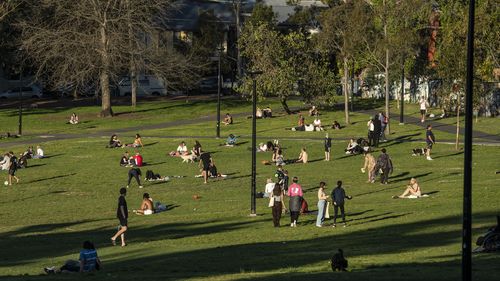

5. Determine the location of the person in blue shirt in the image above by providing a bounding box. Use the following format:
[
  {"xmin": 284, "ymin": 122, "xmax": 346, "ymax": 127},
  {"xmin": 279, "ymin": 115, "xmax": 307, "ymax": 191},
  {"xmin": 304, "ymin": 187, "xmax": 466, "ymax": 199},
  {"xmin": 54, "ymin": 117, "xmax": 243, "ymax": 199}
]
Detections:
[
  {"xmin": 44, "ymin": 241, "xmax": 101, "ymax": 274},
  {"xmin": 226, "ymin": 134, "xmax": 237, "ymax": 146}
]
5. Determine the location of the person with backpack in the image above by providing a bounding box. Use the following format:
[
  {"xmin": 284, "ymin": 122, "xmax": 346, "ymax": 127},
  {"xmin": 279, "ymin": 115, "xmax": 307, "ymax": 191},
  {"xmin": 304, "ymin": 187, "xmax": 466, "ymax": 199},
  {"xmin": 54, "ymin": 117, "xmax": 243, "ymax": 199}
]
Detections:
[
  {"xmin": 274, "ymin": 165, "xmax": 288, "ymax": 192},
  {"xmin": 287, "ymin": 177, "xmax": 303, "ymax": 227},
  {"xmin": 7, "ymin": 151, "xmax": 19, "ymax": 186},
  {"xmin": 375, "ymin": 148, "xmax": 393, "ymax": 184},
  {"xmin": 127, "ymin": 168, "xmax": 143, "ymax": 189},
  {"xmin": 331, "ymin": 180, "xmax": 352, "ymax": 227}
]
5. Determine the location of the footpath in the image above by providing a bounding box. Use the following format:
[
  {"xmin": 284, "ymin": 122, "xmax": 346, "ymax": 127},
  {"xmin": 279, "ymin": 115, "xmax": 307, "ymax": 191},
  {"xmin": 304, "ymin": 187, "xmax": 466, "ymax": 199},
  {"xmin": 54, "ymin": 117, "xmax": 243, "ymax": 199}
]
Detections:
[{"xmin": 1, "ymin": 107, "xmax": 499, "ymax": 148}]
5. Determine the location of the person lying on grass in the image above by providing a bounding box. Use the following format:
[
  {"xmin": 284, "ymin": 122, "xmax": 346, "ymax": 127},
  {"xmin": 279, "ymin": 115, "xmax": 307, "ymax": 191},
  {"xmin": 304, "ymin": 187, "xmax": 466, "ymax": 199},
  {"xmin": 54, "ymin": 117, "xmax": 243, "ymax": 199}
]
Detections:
[
  {"xmin": 133, "ymin": 193, "xmax": 154, "ymax": 215},
  {"xmin": 393, "ymin": 178, "xmax": 422, "ymax": 199},
  {"xmin": 44, "ymin": 241, "xmax": 101, "ymax": 274}
]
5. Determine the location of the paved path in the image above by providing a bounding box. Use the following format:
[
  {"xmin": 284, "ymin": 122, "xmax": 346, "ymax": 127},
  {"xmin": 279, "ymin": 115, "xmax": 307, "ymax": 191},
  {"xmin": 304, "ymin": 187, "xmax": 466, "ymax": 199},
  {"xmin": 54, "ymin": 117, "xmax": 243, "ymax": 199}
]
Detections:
[{"xmin": 1, "ymin": 106, "xmax": 499, "ymax": 148}]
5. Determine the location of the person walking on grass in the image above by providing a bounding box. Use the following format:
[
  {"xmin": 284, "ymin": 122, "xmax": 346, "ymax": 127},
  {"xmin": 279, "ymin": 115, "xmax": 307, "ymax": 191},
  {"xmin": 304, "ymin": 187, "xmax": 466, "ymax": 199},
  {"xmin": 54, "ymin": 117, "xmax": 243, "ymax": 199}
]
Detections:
[
  {"xmin": 324, "ymin": 134, "xmax": 332, "ymax": 161},
  {"xmin": 199, "ymin": 152, "xmax": 213, "ymax": 184},
  {"xmin": 419, "ymin": 96, "xmax": 430, "ymax": 123},
  {"xmin": 111, "ymin": 187, "xmax": 128, "ymax": 247},
  {"xmin": 426, "ymin": 124, "xmax": 435, "ymax": 160},
  {"xmin": 7, "ymin": 151, "xmax": 19, "ymax": 186},
  {"xmin": 316, "ymin": 182, "xmax": 329, "ymax": 227},
  {"xmin": 271, "ymin": 184, "xmax": 285, "ymax": 227},
  {"xmin": 127, "ymin": 168, "xmax": 143, "ymax": 188},
  {"xmin": 375, "ymin": 148, "xmax": 393, "ymax": 184},
  {"xmin": 287, "ymin": 177, "xmax": 303, "ymax": 227},
  {"xmin": 361, "ymin": 151, "xmax": 376, "ymax": 183},
  {"xmin": 331, "ymin": 181, "xmax": 352, "ymax": 228}
]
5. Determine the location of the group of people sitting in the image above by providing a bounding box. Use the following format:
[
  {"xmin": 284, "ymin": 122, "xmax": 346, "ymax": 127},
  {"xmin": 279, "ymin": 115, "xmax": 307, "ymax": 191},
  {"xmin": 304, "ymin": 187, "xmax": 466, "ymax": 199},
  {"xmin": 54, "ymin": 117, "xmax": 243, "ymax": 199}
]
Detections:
[
  {"xmin": 169, "ymin": 140, "xmax": 203, "ymax": 159},
  {"xmin": 256, "ymin": 107, "xmax": 273, "ymax": 118},
  {"xmin": 345, "ymin": 138, "xmax": 370, "ymax": 155},
  {"xmin": 132, "ymin": 192, "xmax": 167, "ymax": 215},
  {"xmin": 120, "ymin": 151, "xmax": 143, "ymax": 167},
  {"xmin": 107, "ymin": 134, "xmax": 143, "ymax": 148},
  {"xmin": 288, "ymin": 107, "xmax": 342, "ymax": 132},
  {"xmin": 1, "ymin": 146, "xmax": 45, "ymax": 185}
]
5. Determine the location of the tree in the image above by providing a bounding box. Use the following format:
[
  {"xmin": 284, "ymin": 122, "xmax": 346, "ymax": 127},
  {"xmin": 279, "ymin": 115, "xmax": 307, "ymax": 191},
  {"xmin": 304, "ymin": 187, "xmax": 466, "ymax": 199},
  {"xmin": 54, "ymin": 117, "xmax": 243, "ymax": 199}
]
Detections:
[
  {"xmin": 19, "ymin": 0, "xmax": 197, "ymax": 116},
  {"xmin": 0, "ymin": 0, "xmax": 21, "ymax": 22},
  {"xmin": 318, "ymin": 0, "xmax": 373, "ymax": 124}
]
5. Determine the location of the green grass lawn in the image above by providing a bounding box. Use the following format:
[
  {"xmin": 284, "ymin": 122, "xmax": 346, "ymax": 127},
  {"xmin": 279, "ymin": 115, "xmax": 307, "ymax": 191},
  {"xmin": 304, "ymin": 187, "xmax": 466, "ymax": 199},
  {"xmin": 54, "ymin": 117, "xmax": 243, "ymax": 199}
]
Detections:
[{"xmin": 0, "ymin": 99, "xmax": 499, "ymax": 281}]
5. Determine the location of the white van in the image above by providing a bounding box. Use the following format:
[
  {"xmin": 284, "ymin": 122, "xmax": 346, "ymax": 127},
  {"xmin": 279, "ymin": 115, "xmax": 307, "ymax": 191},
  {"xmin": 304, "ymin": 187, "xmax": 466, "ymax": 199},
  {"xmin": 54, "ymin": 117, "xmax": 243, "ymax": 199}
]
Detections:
[{"xmin": 118, "ymin": 75, "xmax": 167, "ymax": 96}]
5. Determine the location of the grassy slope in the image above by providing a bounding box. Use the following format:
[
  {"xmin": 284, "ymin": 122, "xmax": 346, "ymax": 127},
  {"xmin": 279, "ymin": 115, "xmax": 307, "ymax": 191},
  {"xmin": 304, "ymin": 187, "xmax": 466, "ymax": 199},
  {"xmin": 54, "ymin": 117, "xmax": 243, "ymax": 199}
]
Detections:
[{"xmin": 0, "ymin": 101, "xmax": 499, "ymax": 281}]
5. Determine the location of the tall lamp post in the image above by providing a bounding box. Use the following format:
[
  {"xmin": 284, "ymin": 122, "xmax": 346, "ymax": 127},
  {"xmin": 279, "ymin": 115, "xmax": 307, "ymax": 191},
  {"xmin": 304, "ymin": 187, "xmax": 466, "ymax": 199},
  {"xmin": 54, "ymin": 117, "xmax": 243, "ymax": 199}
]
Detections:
[
  {"xmin": 216, "ymin": 46, "xmax": 223, "ymax": 139},
  {"xmin": 399, "ymin": 60, "xmax": 405, "ymax": 125},
  {"xmin": 18, "ymin": 69, "xmax": 23, "ymax": 136},
  {"xmin": 248, "ymin": 70, "xmax": 262, "ymax": 216},
  {"xmin": 462, "ymin": 1, "xmax": 475, "ymax": 281}
]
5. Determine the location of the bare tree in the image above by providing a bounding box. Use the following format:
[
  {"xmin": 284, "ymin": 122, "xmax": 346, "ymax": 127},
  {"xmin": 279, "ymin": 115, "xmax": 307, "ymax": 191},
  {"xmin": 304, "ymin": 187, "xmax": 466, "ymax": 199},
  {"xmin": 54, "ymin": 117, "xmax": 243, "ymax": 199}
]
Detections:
[
  {"xmin": 0, "ymin": 0, "xmax": 21, "ymax": 21},
  {"xmin": 19, "ymin": 0, "xmax": 199, "ymax": 116}
]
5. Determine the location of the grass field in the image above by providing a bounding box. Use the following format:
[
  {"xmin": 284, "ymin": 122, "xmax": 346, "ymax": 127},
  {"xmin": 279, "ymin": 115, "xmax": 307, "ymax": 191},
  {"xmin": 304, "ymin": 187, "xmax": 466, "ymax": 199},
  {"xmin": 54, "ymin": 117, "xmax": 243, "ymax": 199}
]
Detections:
[{"xmin": 0, "ymin": 98, "xmax": 499, "ymax": 281}]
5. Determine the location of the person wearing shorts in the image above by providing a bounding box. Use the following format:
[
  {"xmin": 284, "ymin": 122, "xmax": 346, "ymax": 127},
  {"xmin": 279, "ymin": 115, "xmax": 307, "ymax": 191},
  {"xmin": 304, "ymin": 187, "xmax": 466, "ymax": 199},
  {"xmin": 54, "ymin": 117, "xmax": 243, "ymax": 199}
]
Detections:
[
  {"xmin": 426, "ymin": 124, "xmax": 435, "ymax": 160},
  {"xmin": 419, "ymin": 96, "xmax": 429, "ymax": 123},
  {"xmin": 199, "ymin": 152, "xmax": 212, "ymax": 184},
  {"xmin": 134, "ymin": 193, "xmax": 154, "ymax": 215},
  {"xmin": 324, "ymin": 134, "xmax": 332, "ymax": 161},
  {"xmin": 111, "ymin": 188, "xmax": 128, "ymax": 247}
]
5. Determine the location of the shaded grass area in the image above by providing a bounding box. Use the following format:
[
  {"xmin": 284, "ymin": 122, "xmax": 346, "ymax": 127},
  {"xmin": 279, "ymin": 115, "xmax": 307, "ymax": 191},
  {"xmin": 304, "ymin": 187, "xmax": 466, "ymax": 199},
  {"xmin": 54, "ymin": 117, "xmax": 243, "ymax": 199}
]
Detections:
[{"xmin": 0, "ymin": 127, "xmax": 499, "ymax": 281}]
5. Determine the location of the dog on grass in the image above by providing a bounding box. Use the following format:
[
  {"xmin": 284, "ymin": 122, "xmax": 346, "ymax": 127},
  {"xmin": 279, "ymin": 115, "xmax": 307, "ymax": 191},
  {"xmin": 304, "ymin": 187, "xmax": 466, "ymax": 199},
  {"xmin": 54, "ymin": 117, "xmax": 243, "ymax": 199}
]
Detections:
[
  {"xmin": 180, "ymin": 154, "xmax": 196, "ymax": 163},
  {"xmin": 412, "ymin": 148, "xmax": 427, "ymax": 156}
]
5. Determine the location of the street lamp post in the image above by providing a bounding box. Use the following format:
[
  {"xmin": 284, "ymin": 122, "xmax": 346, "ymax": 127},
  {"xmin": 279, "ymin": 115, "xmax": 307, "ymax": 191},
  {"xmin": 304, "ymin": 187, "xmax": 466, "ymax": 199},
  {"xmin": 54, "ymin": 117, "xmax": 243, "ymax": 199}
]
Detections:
[
  {"xmin": 400, "ymin": 60, "xmax": 404, "ymax": 125},
  {"xmin": 216, "ymin": 46, "xmax": 223, "ymax": 139},
  {"xmin": 18, "ymin": 71, "xmax": 23, "ymax": 136},
  {"xmin": 248, "ymin": 70, "xmax": 262, "ymax": 216}
]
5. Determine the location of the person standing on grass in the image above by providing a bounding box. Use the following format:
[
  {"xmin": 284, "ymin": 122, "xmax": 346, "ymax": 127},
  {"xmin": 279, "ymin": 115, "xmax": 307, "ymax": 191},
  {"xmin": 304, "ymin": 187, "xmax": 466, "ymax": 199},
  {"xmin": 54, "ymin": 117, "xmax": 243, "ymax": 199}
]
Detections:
[
  {"xmin": 372, "ymin": 114, "xmax": 381, "ymax": 147},
  {"xmin": 127, "ymin": 168, "xmax": 143, "ymax": 189},
  {"xmin": 316, "ymin": 182, "xmax": 329, "ymax": 227},
  {"xmin": 111, "ymin": 187, "xmax": 128, "ymax": 247},
  {"xmin": 419, "ymin": 96, "xmax": 430, "ymax": 123},
  {"xmin": 199, "ymin": 152, "xmax": 213, "ymax": 184},
  {"xmin": 7, "ymin": 151, "xmax": 19, "ymax": 186},
  {"xmin": 271, "ymin": 184, "xmax": 285, "ymax": 227},
  {"xmin": 379, "ymin": 112, "xmax": 388, "ymax": 141},
  {"xmin": 287, "ymin": 177, "xmax": 303, "ymax": 227},
  {"xmin": 375, "ymin": 148, "xmax": 393, "ymax": 184},
  {"xmin": 331, "ymin": 181, "xmax": 352, "ymax": 228},
  {"xmin": 367, "ymin": 118, "xmax": 375, "ymax": 147},
  {"xmin": 324, "ymin": 133, "xmax": 332, "ymax": 161},
  {"xmin": 426, "ymin": 124, "xmax": 435, "ymax": 160},
  {"xmin": 361, "ymin": 151, "xmax": 376, "ymax": 183}
]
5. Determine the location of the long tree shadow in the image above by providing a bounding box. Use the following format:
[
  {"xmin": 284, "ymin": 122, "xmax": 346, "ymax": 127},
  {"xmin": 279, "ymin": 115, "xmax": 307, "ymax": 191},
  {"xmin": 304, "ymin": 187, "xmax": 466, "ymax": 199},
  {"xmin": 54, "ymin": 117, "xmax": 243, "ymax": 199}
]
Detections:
[
  {"xmin": 26, "ymin": 173, "xmax": 77, "ymax": 184},
  {"xmin": 40, "ymin": 153, "xmax": 65, "ymax": 159},
  {"xmin": 432, "ymin": 151, "xmax": 464, "ymax": 159},
  {"xmin": 390, "ymin": 172, "xmax": 432, "ymax": 184}
]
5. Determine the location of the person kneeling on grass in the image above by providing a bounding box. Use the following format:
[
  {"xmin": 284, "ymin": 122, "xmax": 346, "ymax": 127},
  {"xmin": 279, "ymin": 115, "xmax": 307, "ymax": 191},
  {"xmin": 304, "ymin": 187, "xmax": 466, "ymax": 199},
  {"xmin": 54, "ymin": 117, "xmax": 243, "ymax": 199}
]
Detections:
[
  {"xmin": 44, "ymin": 241, "xmax": 101, "ymax": 274},
  {"xmin": 134, "ymin": 193, "xmax": 154, "ymax": 215},
  {"xmin": 393, "ymin": 178, "xmax": 422, "ymax": 199}
]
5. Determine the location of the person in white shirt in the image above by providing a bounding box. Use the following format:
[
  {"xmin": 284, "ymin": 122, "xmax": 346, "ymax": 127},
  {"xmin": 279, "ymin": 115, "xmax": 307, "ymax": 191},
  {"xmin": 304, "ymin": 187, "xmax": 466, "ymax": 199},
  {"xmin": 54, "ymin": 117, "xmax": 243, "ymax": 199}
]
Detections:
[
  {"xmin": 367, "ymin": 118, "xmax": 375, "ymax": 146},
  {"xmin": 419, "ymin": 96, "xmax": 430, "ymax": 123},
  {"xmin": 264, "ymin": 178, "xmax": 276, "ymax": 198},
  {"xmin": 33, "ymin": 146, "xmax": 44, "ymax": 159},
  {"xmin": 0, "ymin": 153, "xmax": 11, "ymax": 170},
  {"xmin": 176, "ymin": 142, "xmax": 188, "ymax": 156},
  {"xmin": 313, "ymin": 118, "xmax": 323, "ymax": 131}
]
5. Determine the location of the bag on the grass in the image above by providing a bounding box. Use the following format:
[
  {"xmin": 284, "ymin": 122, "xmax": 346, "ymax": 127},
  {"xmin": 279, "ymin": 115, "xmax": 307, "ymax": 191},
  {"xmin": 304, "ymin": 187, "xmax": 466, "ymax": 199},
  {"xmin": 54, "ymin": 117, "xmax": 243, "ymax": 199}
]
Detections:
[{"xmin": 300, "ymin": 198, "xmax": 308, "ymax": 214}]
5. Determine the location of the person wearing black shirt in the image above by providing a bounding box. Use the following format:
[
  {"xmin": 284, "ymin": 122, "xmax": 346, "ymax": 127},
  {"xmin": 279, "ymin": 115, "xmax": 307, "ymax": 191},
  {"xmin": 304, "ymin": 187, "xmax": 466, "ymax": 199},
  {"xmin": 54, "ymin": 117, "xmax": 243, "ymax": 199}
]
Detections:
[
  {"xmin": 426, "ymin": 125, "xmax": 435, "ymax": 161},
  {"xmin": 199, "ymin": 152, "xmax": 212, "ymax": 184},
  {"xmin": 372, "ymin": 115, "xmax": 381, "ymax": 147},
  {"xmin": 331, "ymin": 181, "xmax": 352, "ymax": 227},
  {"xmin": 375, "ymin": 148, "xmax": 393, "ymax": 184},
  {"xmin": 7, "ymin": 151, "xmax": 19, "ymax": 186},
  {"xmin": 111, "ymin": 188, "xmax": 128, "ymax": 247},
  {"xmin": 324, "ymin": 134, "xmax": 332, "ymax": 161},
  {"xmin": 127, "ymin": 168, "xmax": 143, "ymax": 188}
]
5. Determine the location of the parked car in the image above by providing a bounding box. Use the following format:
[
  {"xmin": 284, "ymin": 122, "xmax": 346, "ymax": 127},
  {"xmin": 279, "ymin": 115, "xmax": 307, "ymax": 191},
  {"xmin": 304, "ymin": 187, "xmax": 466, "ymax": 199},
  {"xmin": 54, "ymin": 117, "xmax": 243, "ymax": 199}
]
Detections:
[
  {"xmin": 118, "ymin": 75, "xmax": 167, "ymax": 96},
  {"xmin": 198, "ymin": 76, "xmax": 219, "ymax": 93},
  {"xmin": 0, "ymin": 85, "xmax": 43, "ymax": 99}
]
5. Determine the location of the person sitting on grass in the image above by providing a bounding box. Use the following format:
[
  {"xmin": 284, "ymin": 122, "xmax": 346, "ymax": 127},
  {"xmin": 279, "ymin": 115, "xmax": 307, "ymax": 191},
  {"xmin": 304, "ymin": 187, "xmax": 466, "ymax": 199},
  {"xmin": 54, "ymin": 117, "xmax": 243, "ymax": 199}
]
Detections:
[
  {"xmin": 263, "ymin": 107, "xmax": 272, "ymax": 118},
  {"xmin": 222, "ymin": 113, "xmax": 233, "ymax": 125},
  {"xmin": 296, "ymin": 148, "xmax": 308, "ymax": 164},
  {"xmin": 133, "ymin": 193, "xmax": 154, "ymax": 215},
  {"xmin": 393, "ymin": 178, "xmax": 422, "ymax": 199},
  {"xmin": 192, "ymin": 141, "xmax": 202, "ymax": 157},
  {"xmin": 272, "ymin": 148, "xmax": 285, "ymax": 166},
  {"xmin": 226, "ymin": 134, "xmax": 237, "ymax": 146},
  {"xmin": 309, "ymin": 105, "xmax": 318, "ymax": 116},
  {"xmin": 44, "ymin": 241, "xmax": 101, "ymax": 274},
  {"xmin": 69, "ymin": 113, "xmax": 79, "ymax": 125},
  {"xmin": 132, "ymin": 152, "xmax": 143, "ymax": 167},
  {"xmin": 126, "ymin": 134, "xmax": 143, "ymax": 148},
  {"xmin": 345, "ymin": 139, "xmax": 363, "ymax": 155},
  {"xmin": 208, "ymin": 162, "xmax": 227, "ymax": 178},
  {"xmin": 32, "ymin": 145, "xmax": 44, "ymax": 159},
  {"xmin": 22, "ymin": 146, "xmax": 34, "ymax": 159},
  {"xmin": 169, "ymin": 141, "xmax": 188, "ymax": 157},
  {"xmin": 17, "ymin": 153, "xmax": 28, "ymax": 169},
  {"xmin": 120, "ymin": 152, "xmax": 131, "ymax": 166},
  {"xmin": 108, "ymin": 134, "xmax": 123, "ymax": 148},
  {"xmin": 313, "ymin": 118, "xmax": 323, "ymax": 131},
  {"xmin": 332, "ymin": 120, "xmax": 341, "ymax": 130},
  {"xmin": 256, "ymin": 107, "xmax": 263, "ymax": 118}
]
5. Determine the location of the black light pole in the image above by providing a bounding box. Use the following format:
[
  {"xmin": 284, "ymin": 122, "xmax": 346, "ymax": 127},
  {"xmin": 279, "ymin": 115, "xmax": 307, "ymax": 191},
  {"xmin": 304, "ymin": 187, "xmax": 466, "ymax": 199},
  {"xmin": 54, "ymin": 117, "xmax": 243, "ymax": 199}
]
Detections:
[
  {"xmin": 248, "ymin": 70, "xmax": 262, "ymax": 216},
  {"xmin": 462, "ymin": 1, "xmax": 475, "ymax": 281},
  {"xmin": 18, "ymin": 70, "xmax": 23, "ymax": 136},
  {"xmin": 400, "ymin": 60, "xmax": 404, "ymax": 125},
  {"xmin": 216, "ymin": 46, "xmax": 223, "ymax": 139}
]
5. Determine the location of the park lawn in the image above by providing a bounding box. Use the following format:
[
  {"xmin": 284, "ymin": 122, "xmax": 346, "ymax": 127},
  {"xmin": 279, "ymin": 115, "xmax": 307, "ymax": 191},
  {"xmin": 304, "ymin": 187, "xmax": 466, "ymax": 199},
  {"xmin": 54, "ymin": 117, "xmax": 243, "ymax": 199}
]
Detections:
[
  {"xmin": 0, "ymin": 127, "xmax": 499, "ymax": 281},
  {"xmin": 0, "ymin": 97, "xmax": 305, "ymax": 136},
  {"xmin": 389, "ymin": 102, "xmax": 500, "ymax": 137}
]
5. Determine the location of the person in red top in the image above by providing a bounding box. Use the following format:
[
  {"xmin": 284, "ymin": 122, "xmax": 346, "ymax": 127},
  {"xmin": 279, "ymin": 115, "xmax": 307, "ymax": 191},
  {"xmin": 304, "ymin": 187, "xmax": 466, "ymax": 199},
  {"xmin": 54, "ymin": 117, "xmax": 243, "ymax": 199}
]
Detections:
[
  {"xmin": 287, "ymin": 177, "xmax": 303, "ymax": 227},
  {"xmin": 133, "ymin": 152, "xmax": 143, "ymax": 167}
]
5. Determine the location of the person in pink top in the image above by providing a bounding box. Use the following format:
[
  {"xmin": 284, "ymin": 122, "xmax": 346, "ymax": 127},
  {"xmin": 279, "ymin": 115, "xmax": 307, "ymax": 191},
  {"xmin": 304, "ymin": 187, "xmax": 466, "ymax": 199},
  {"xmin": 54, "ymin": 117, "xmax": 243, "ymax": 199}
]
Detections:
[{"xmin": 287, "ymin": 177, "xmax": 303, "ymax": 227}]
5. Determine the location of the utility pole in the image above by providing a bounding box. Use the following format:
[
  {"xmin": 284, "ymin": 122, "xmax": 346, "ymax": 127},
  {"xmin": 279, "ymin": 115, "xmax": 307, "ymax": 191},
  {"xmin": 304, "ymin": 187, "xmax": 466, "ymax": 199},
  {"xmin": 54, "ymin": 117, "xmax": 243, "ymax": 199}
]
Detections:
[
  {"xmin": 462, "ymin": 1, "xmax": 475, "ymax": 281},
  {"xmin": 400, "ymin": 60, "xmax": 404, "ymax": 124},
  {"xmin": 233, "ymin": 0, "xmax": 243, "ymax": 78},
  {"xmin": 216, "ymin": 46, "xmax": 223, "ymax": 139},
  {"xmin": 248, "ymin": 70, "xmax": 262, "ymax": 216}
]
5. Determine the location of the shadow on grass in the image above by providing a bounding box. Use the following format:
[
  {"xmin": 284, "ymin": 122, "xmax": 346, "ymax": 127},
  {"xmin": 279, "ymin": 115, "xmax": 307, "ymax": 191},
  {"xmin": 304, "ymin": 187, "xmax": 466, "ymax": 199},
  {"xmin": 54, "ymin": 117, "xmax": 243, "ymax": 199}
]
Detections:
[
  {"xmin": 27, "ymin": 173, "xmax": 77, "ymax": 184},
  {"xmin": 142, "ymin": 142, "xmax": 159, "ymax": 147},
  {"xmin": 27, "ymin": 163, "xmax": 47, "ymax": 168},
  {"xmin": 433, "ymin": 151, "xmax": 464, "ymax": 159},
  {"xmin": 42, "ymin": 153, "xmax": 65, "ymax": 159}
]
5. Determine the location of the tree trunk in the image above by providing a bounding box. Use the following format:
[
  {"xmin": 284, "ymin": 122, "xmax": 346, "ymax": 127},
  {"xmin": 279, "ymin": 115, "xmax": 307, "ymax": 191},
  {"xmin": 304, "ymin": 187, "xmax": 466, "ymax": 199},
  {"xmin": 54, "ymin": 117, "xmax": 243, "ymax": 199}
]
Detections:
[
  {"xmin": 235, "ymin": 0, "xmax": 243, "ymax": 78},
  {"xmin": 343, "ymin": 57, "xmax": 350, "ymax": 124},
  {"xmin": 130, "ymin": 66, "xmax": 137, "ymax": 107},
  {"xmin": 72, "ymin": 88, "xmax": 78, "ymax": 100},
  {"xmin": 99, "ymin": 24, "xmax": 113, "ymax": 117},
  {"xmin": 281, "ymin": 97, "xmax": 291, "ymax": 114},
  {"xmin": 383, "ymin": 0, "xmax": 390, "ymax": 134}
]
